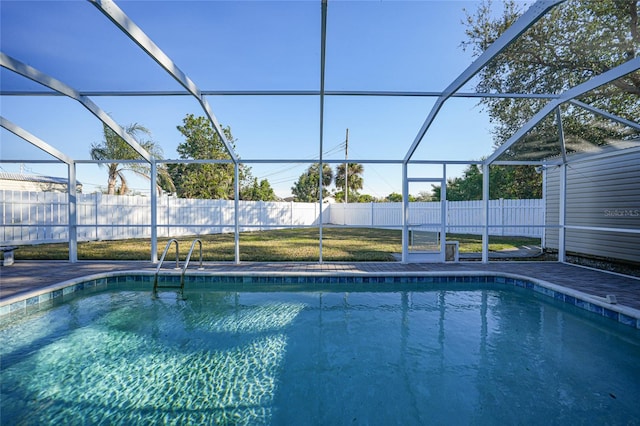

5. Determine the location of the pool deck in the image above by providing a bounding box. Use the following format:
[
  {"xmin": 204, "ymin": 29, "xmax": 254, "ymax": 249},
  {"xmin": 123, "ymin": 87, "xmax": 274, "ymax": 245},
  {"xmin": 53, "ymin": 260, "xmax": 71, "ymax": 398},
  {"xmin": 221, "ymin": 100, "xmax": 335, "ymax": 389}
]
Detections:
[{"xmin": 1, "ymin": 260, "xmax": 640, "ymax": 310}]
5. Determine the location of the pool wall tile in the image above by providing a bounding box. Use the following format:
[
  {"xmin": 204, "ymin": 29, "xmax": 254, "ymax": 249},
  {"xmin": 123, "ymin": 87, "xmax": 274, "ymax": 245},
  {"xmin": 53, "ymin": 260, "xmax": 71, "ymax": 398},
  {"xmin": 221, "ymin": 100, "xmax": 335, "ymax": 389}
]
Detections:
[
  {"xmin": 2, "ymin": 270, "xmax": 640, "ymax": 330},
  {"xmin": 603, "ymin": 308, "xmax": 618, "ymax": 321},
  {"xmin": 587, "ymin": 303, "xmax": 603, "ymax": 315},
  {"xmin": 10, "ymin": 300, "xmax": 26, "ymax": 312},
  {"xmin": 619, "ymin": 313, "xmax": 636, "ymax": 327}
]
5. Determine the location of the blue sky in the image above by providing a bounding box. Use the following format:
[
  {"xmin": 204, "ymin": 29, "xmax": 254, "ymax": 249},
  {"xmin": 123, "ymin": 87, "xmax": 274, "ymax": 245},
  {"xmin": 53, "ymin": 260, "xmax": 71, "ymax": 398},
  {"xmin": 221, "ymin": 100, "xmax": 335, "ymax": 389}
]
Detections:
[{"xmin": 1, "ymin": 0, "xmax": 500, "ymax": 198}]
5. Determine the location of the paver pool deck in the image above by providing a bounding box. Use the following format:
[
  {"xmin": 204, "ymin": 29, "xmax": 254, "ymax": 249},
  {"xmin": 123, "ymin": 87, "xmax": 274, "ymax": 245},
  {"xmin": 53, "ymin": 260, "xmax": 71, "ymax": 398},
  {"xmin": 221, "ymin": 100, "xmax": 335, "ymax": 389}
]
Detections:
[{"xmin": 2, "ymin": 260, "xmax": 640, "ymax": 311}]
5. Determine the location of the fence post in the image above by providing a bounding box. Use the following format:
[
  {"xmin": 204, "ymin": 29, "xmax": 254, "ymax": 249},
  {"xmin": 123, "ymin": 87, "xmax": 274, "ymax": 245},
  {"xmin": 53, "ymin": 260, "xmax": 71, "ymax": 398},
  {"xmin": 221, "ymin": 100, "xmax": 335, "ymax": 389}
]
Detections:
[
  {"xmin": 260, "ymin": 200, "xmax": 264, "ymax": 231},
  {"xmin": 96, "ymin": 192, "xmax": 101, "ymax": 240},
  {"xmin": 500, "ymin": 198, "xmax": 504, "ymax": 236},
  {"xmin": 371, "ymin": 202, "xmax": 374, "ymax": 227},
  {"xmin": 540, "ymin": 172, "xmax": 546, "ymax": 245}
]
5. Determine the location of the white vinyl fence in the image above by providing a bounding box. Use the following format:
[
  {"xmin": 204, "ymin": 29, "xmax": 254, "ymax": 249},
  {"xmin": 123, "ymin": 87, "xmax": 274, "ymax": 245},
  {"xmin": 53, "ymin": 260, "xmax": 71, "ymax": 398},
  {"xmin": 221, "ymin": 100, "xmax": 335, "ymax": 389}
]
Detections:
[
  {"xmin": 0, "ymin": 192, "xmax": 325, "ymax": 244},
  {"xmin": 327, "ymin": 199, "xmax": 544, "ymax": 237},
  {"xmin": 0, "ymin": 190, "xmax": 544, "ymax": 245}
]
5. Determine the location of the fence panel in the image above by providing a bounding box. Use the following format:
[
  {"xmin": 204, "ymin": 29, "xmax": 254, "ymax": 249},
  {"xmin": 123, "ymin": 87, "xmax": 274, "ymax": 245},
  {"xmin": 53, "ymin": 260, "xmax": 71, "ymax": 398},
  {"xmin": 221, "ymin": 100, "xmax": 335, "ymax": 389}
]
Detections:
[
  {"xmin": 0, "ymin": 191, "xmax": 68, "ymax": 243},
  {"xmin": 372, "ymin": 203, "xmax": 402, "ymax": 227},
  {"xmin": 408, "ymin": 202, "xmax": 441, "ymax": 227},
  {"xmin": 448, "ymin": 200, "xmax": 482, "ymax": 234}
]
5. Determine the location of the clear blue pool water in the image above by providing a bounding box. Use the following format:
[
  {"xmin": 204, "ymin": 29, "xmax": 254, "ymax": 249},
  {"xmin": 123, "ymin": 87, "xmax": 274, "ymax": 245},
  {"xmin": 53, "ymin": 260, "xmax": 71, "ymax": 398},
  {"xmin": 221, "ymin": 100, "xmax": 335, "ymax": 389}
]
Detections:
[{"xmin": 2, "ymin": 283, "xmax": 640, "ymax": 425}]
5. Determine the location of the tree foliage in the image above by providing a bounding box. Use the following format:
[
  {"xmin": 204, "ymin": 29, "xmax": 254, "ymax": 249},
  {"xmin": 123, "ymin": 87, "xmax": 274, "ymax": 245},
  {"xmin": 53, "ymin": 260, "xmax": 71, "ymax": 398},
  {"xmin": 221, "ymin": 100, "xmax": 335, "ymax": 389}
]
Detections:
[
  {"xmin": 168, "ymin": 114, "xmax": 274, "ymax": 200},
  {"xmin": 385, "ymin": 192, "xmax": 417, "ymax": 202},
  {"xmin": 291, "ymin": 164, "xmax": 333, "ymax": 202},
  {"xmin": 241, "ymin": 178, "xmax": 278, "ymax": 201},
  {"xmin": 431, "ymin": 164, "xmax": 542, "ymax": 201},
  {"xmin": 461, "ymin": 0, "xmax": 638, "ymax": 199},
  {"xmin": 463, "ymin": 0, "xmax": 640, "ymax": 157},
  {"xmin": 169, "ymin": 114, "xmax": 236, "ymax": 199},
  {"xmin": 356, "ymin": 193, "xmax": 376, "ymax": 203},
  {"xmin": 90, "ymin": 123, "xmax": 174, "ymax": 195}
]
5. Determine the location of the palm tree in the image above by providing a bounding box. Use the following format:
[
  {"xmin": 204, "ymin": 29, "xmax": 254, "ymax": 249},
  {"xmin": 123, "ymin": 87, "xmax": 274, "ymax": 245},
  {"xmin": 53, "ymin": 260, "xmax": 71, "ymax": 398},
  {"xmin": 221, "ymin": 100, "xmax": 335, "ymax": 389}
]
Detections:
[
  {"xmin": 335, "ymin": 162, "xmax": 364, "ymax": 202},
  {"xmin": 90, "ymin": 123, "xmax": 175, "ymax": 195}
]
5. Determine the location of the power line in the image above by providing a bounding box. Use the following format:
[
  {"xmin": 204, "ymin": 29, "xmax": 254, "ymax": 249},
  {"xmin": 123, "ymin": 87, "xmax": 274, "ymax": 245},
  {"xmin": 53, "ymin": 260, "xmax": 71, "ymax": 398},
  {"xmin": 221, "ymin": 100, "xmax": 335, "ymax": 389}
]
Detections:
[{"xmin": 255, "ymin": 139, "xmax": 346, "ymax": 180}]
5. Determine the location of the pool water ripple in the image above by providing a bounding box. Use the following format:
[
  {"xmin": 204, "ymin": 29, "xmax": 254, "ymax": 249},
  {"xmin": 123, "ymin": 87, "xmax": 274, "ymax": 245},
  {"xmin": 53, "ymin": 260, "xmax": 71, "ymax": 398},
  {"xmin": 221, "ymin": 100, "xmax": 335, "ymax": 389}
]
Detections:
[{"xmin": 1, "ymin": 287, "xmax": 639, "ymax": 425}]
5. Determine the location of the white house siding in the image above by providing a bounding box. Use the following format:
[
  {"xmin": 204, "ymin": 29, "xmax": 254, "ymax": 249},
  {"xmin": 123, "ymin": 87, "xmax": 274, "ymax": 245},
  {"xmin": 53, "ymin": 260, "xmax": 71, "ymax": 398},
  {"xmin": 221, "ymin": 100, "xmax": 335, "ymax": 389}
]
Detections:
[
  {"xmin": 545, "ymin": 147, "xmax": 640, "ymax": 263},
  {"xmin": 0, "ymin": 173, "xmax": 82, "ymax": 193}
]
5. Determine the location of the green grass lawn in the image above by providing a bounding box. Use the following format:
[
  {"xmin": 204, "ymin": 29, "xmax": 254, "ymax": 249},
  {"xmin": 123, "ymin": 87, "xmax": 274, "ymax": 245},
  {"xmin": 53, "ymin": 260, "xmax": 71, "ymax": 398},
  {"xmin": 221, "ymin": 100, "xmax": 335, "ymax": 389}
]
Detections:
[{"xmin": 15, "ymin": 228, "xmax": 541, "ymax": 262}]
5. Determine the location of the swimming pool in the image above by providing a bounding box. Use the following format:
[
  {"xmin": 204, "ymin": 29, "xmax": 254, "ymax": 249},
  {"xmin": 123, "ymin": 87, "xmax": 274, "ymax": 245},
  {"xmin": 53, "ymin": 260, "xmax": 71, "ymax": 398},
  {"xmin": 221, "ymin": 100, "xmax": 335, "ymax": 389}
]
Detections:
[{"xmin": 2, "ymin": 278, "xmax": 640, "ymax": 424}]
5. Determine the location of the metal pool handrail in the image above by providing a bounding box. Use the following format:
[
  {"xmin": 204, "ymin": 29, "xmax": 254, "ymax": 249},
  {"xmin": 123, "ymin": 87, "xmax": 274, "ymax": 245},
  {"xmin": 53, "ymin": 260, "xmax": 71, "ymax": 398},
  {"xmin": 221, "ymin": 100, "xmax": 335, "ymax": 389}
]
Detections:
[
  {"xmin": 182, "ymin": 238, "xmax": 204, "ymax": 274},
  {"xmin": 156, "ymin": 238, "xmax": 180, "ymax": 272},
  {"xmin": 153, "ymin": 239, "xmax": 180, "ymax": 296},
  {"xmin": 153, "ymin": 238, "xmax": 204, "ymax": 299}
]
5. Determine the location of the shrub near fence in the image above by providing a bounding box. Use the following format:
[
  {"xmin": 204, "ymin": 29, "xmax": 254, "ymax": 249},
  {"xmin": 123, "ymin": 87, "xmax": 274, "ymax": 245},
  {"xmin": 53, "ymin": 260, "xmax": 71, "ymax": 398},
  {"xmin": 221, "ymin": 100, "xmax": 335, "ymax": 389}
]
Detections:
[{"xmin": 0, "ymin": 190, "xmax": 544, "ymax": 245}]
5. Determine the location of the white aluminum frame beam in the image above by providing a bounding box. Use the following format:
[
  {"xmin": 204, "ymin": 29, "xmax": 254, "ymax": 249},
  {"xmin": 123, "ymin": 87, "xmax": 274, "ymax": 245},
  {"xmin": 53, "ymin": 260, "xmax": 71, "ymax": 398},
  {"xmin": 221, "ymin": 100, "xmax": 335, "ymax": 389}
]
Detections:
[
  {"xmin": 89, "ymin": 0, "xmax": 243, "ymax": 262},
  {"xmin": 318, "ymin": 0, "xmax": 328, "ymax": 263},
  {"xmin": 481, "ymin": 163, "xmax": 490, "ymax": 263},
  {"xmin": 0, "ymin": 52, "xmax": 152, "ymax": 163},
  {"xmin": 0, "ymin": 89, "xmax": 562, "ymax": 100},
  {"xmin": 89, "ymin": 0, "xmax": 239, "ymax": 164},
  {"xmin": 404, "ymin": 0, "xmax": 565, "ymax": 163},
  {"xmin": 1, "ymin": 116, "xmax": 74, "ymax": 164},
  {"xmin": 556, "ymin": 107, "xmax": 568, "ymax": 164},
  {"xmin": 68, "ymin": 162, "xmax": 78, "ymax": 262},
  {"xmin": 0, "ymin": 116, "xmax": 80, "ymax": 263},
  {"xmin": 486, "ymin": 58, "xmax": 640, "ymax": 164},
  {"xmin": 569, "ymin": 99, "xmax": 640, "ymax": 131}
]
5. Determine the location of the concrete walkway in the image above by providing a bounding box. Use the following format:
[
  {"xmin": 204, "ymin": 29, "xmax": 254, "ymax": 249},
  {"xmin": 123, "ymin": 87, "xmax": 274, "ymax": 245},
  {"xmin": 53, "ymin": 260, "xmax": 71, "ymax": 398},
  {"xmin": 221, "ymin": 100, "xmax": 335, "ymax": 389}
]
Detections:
[{"xmin": 2, "ymin": 260, "xmax": 640, "ymax": 311}]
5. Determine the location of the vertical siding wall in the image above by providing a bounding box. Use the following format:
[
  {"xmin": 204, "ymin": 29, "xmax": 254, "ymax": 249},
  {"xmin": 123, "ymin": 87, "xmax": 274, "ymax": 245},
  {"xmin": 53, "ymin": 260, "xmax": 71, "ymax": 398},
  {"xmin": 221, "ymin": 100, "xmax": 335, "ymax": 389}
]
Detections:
[
  {"xmin": 1, "ymin": 192, "xmax": 544, "ymax": 245},
  {"xmin": 545, "ymin": 148, "xmax": 640, "ymax": 263}
]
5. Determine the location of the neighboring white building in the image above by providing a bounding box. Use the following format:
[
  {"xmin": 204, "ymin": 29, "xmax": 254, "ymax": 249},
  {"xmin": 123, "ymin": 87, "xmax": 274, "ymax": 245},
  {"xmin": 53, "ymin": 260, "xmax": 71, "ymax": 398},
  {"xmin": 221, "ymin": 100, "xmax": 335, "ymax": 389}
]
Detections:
[
  {"xmin": 0, "ymin": 172, "xmax": 83, "ymax": 193},
  {"xmin": 544, "ymin": 142, "xmax": 640, "ymax": 264}
]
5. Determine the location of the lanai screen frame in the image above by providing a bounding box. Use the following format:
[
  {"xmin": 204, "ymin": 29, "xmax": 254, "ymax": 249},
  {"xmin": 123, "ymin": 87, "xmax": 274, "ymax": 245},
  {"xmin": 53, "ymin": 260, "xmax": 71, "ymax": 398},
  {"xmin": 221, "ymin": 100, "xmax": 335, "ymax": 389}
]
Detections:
[{"xmin": 1, "ymin": 0, "xmax": 639, "ymax": 264}]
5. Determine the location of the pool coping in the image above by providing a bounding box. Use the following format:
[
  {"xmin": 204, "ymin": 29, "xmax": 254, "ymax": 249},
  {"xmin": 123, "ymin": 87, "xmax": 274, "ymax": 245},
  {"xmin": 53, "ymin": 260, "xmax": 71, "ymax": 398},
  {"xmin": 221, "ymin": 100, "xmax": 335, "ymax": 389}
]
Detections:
[{"xmin": 1, "ymin": 269, "xmax": 639, "ymax": 329}]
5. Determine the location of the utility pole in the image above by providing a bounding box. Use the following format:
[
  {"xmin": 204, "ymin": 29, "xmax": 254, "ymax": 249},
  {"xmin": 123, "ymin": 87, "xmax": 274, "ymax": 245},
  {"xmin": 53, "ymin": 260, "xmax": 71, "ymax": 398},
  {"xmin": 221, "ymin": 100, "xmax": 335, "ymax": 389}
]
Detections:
[{"xmin": 344, "ymin": 128, "xmax": 349, "ymax": 203}]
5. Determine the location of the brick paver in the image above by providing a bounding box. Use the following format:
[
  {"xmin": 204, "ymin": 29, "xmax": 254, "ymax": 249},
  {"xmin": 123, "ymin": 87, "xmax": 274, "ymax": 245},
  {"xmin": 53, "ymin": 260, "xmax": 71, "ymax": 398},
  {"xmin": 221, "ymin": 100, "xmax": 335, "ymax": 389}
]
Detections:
[{"xmin": 1, "ymin": 260, "xmax": 639, "ymax": 310}]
